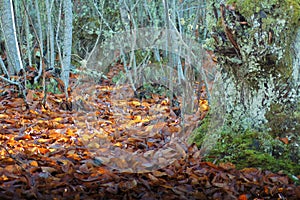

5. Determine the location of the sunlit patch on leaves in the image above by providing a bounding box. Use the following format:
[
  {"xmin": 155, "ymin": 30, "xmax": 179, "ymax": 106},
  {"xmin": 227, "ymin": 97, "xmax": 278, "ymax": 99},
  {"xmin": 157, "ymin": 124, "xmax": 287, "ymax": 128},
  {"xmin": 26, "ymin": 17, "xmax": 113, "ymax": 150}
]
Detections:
[{"xmin": 71, "ymin": 28, "xmax": 228, "ymax": 173}]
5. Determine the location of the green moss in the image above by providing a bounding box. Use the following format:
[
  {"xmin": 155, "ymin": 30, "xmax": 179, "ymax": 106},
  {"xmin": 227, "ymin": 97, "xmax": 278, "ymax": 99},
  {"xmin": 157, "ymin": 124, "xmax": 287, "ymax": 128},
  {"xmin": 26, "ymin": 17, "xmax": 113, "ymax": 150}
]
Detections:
[
  {"xmin": 191, "ymin": 125, "xmax": 300, "ymax": 175},
  {"xmin": 266, "ymin": 101, "xmax": 300, "ymax": 138},
  {"xmin": 285, "ymin": 0, "xmax": 300, "ymax": 26},
  {"xmin": 226, "ymin": 0, "xmax": 300, "ymax": 25},
  {"xmin": 188, "ymin": 113, "xmax": 211, "ymax": 146},
  {"xmin": 227, "ymin": 0, "xmax": 264, "ymax": 19},
  {"xmin": 238, "ymin": 149, "xmax": 297, "ymax": 173},
  {"xmin": 265, "ymin": 101, "xmax": 300, "ymax": 166}
]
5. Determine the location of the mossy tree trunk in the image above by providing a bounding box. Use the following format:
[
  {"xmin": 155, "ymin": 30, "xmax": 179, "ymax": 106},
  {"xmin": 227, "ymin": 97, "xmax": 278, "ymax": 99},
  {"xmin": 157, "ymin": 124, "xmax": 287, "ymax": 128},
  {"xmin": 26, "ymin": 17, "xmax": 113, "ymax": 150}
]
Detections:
[{"xmin": 207, "ymin": 0, "xmax": 300, "ymax": 132}]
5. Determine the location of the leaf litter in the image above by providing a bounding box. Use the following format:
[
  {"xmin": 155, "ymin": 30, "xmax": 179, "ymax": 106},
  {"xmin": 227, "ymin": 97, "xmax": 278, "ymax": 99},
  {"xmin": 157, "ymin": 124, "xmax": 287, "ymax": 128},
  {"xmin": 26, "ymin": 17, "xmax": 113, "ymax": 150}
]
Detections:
[{"xmin": 0, "ymin": 69, "xmax": 299, "ymax": 200}]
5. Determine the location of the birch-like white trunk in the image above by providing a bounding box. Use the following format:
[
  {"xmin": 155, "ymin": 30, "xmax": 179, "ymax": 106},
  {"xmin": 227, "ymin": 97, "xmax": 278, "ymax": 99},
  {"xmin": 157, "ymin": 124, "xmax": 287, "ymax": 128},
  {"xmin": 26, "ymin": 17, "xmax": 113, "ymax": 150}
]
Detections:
[
  {"xmin": 25, "ymin": 1, "xmax": 32, "ymax": 67},
  {"xmin": 0, "ymin": 0, "xmax": 24, "ymax": 74},
  {"xmin": 45, "ymin": 0, "xmax": 55, "ymax": 70},
  {"xmin": 61, "ymin": 0, "xmax": 73, "ymax": 97},
  {"xmin": 119, "ymin": 0, "xmax": 130, "ymax": 31},
  {"xmin": 33, "ymin": 0, "xmax": 44, "ymax": 83},
  {"xmin": 293, "ymin": 28, "xmax": 300, "ymax": 84}
]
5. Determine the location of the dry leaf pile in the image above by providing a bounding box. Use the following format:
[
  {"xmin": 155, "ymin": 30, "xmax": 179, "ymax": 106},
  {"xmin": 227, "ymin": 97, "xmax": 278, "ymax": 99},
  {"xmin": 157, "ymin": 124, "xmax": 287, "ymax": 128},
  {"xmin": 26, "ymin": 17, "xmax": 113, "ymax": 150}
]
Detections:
[{"xmin": 0, "ymin": 71, "xmax": 299, "ymax": 199}]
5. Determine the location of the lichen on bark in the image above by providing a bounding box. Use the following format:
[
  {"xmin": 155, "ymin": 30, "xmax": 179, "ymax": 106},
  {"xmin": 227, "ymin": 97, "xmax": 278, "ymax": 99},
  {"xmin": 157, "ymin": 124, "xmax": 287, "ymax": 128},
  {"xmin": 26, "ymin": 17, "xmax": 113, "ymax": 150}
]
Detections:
[
  {"xmin": 189, "ymin": 0, "xmax": 300, "ymax": 174},
  {"xmin": 205, "ymin": 0, "xmax": 300, "ymax": 130}
]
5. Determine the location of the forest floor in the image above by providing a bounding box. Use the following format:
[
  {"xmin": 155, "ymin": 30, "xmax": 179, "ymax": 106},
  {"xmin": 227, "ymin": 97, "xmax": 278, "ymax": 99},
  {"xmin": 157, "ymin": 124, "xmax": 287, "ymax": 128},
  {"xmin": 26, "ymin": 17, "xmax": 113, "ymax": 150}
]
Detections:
[{"xmin": 0, "ymin": 65, "xmax": 299, "ymax": 199}]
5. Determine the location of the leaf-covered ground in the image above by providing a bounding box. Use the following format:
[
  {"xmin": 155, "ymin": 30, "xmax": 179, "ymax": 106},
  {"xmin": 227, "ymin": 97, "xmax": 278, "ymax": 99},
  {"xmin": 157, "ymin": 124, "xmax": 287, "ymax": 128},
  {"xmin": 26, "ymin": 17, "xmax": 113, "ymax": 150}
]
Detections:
[{"xmin": 0, "ymin": 68, "xmax": 299, "ymax": 199}]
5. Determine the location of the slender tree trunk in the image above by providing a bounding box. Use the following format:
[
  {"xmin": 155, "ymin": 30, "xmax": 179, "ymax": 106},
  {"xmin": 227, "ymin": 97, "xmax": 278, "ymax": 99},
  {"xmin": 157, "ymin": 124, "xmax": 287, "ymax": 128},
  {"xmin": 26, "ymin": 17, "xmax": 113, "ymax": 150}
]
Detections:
[
  {"xmin": 25, "ymin": 1, "xmax": 32, "ymax": 67},
  {"xmin": 61, "ymin": 0, "xmax": 73, "ymax": 97},
  {"xmin": 119, "ymin": 0, "xmax": 130, "ymax": 31},
  {"xmin": 0, "ymin": 0, "xmax": 24, "ymax": 74},
  {"xmin": 293, "ymin": 28, "xmax": 300, "ymax": 84},
  {"xmin": 55, "ymin": 0, "xmax": 63, "ymax": 73},
  {"xmin": 45, "ymin": 0, "xmax": 55, "ymax": 70},
  {"xmin": 33, "ymin": 0, "xmax": 44, "ymax": 83}
]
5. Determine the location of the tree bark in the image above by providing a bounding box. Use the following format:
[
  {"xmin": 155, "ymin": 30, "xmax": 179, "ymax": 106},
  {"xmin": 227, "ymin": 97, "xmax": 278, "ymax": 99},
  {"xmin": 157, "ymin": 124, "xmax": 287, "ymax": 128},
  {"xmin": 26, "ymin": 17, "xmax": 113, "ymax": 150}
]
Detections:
[
  {"xmin": 293, "ymin": 28, "xmax": 300, "ymax": 84},
  {"xmin": 119, "ymin": 0, "xmax": 130, "ymax": 31},
  {"xmin": 33, "ymin": 0, "xmax": 44, "ymax": 83},
  {"xmin": 0, "ymin": 0, "xmax": 24, "ymax": 74},
  {"xmin": 61, "ymin": 0, "xmax": 73, "ymax": 97},
  {"xmin": 25, "ymin": 1, "xmax": 32, "ymax": 67},
  {"xmin": 45, "ymin": 0, "xmax": 55, "ymax": 70},
  {"xmin": 207, "ymin": 0, "xmax": 300, "ymax": 131}
]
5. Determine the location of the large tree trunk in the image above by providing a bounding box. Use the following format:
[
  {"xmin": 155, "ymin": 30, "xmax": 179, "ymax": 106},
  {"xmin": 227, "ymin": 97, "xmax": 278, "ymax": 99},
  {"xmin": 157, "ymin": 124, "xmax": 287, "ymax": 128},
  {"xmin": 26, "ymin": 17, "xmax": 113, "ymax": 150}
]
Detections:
[{"xmin": 207, "ymin": 0, "xmax": 300, "ymax": 132}]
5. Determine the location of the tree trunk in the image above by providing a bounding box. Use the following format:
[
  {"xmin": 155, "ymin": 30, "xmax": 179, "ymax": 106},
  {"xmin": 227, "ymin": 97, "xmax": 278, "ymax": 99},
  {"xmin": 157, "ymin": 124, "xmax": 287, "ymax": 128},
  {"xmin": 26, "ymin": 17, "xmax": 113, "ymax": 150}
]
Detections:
[
  {"xmin": 293, "ymin": 29, "xmax": 300, "ymax": 84},
  {"xmin": 61, "ymin": 0, "xmax": 73, "ymax": 97},
  {"xmin": 33, "ymin": 0, "xmax": 44, "ymax": 83},
  {"xmin": 119, "ymin": 0, "xmax": 130, "ymax": 30},
  {"xmin": 0, "ymin": 0, "xmax": 24, "ymax": 74},
  {"xmin": 207, "ymin": 0, "xmax": 300, "ymax": 132},
  {"xmin": 25, "ymin": 1, "xmax": 32, "ymax": 67},
  {"xmin": 45, "ymin": 0, "xmax": 55, "ymax": 70}
]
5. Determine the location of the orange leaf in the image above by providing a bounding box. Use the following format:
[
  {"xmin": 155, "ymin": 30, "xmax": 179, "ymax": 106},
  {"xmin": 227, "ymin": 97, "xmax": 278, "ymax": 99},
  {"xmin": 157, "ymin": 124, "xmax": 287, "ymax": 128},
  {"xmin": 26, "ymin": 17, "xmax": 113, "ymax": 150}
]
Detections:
[
  {"xmin": 0, "ymin": 114, "xmax": 9, "ymax": 119},
  {"xmin": 114, "ymin": 142, "xmax": 122, "ymax": 147},
  {"xmin": 30, "ymin": 160, "xmax": 38, "ymax": 167},
  {"xmin": 219, "ymin": 162, "xmax": 235, "ymax": 170},
  {"xmin": 130, "ymin": 100, "xmax": 141, "ymax": 106},
  {"xmin": 279, "ymin": 137, "xmax": 289, "ymax": 144},
  {"xmin": 238, "ymin": 194, "xmax": 248, "ymax": 200},
  {"xmin": 26, "ymin": 89, "xmax": 35, "ymax": 102}
]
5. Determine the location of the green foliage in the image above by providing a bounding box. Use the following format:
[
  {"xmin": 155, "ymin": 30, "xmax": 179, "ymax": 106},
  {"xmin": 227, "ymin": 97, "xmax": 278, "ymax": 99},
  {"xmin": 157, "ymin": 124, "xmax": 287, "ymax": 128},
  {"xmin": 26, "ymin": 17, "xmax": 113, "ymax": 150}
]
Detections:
[
  {"xmin": 135, "ymin": 83, "xmax": 174, "ymax": 99},
  {"xmin": 26, "ymin": 81, "xmax": 42, "ymax": 91},
  {"xmin": 26, "ymin": 78, "xmax": 61, "ymax": 94},
  {"xmin": 112, "ymin": 71, "xmax": 125, "ymax": 84},
  {"xmin": 72, "ymin": 1, "xmax": 121, "ymax": 57},
  {"xmin": 46, "ymin": 78, "xmax": 62, "ymax": 94}
]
